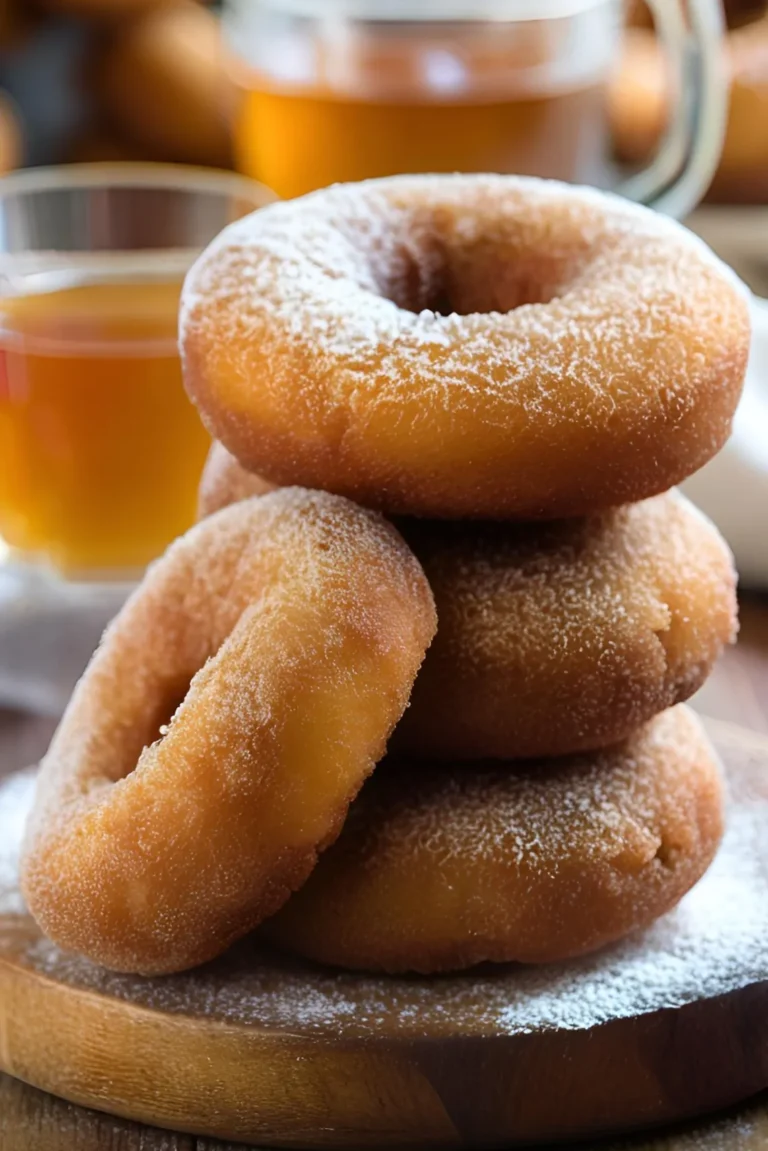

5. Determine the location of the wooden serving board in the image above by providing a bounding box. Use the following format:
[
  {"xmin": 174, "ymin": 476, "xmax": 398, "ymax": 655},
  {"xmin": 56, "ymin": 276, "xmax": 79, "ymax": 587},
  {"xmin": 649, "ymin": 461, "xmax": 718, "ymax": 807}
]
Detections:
[{"xmin": 1, "ymin": 718, "xmax": 768, "ymax": 1150}]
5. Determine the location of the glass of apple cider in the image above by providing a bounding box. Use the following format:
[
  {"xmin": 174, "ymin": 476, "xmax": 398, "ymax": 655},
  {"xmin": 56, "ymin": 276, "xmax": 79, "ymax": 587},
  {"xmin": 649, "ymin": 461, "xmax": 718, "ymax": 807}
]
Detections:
[
  {"xmin": 226, "ymin": 0, "xmax": 726, "ymax": 220},
  {"xmin": 0, "ymin": 164, "xmax": 273, "ymax": 583}
]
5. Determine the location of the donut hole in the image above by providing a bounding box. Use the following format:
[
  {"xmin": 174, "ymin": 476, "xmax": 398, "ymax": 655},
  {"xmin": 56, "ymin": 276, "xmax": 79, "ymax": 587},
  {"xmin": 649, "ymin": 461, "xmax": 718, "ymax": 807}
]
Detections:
[
  {"xmin": 654, "ymin": 840, "xmax": 677, "ymax": 870},
  {"xmin": 113, "ymin": 679, "xmax": 191, "ymax": 780},
  {"xmin": 383, "ymin": 236, "xmax": 566, "ymax": 317},
  {"xmin": 154, "ymin": 687, "xmax": 190, "ymax": 743}
]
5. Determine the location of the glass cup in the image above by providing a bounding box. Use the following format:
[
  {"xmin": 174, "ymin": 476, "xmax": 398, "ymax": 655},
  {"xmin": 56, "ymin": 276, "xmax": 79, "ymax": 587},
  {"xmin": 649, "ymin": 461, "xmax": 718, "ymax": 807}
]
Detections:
[
  {"xmin": 0, "ymin": 163, "xmax": 274, "ymax": 713},
  {"xmin": 226, "ymin": 0, "xmax": 726, "ymax": 219}
]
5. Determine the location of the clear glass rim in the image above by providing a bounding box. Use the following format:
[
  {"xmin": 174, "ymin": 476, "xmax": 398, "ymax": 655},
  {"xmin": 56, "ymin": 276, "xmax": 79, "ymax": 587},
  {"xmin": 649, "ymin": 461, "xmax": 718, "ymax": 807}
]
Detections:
[
  {"xmin": 234, "ymin": 0, "xmax": 613, "ymax": 23},
  {"xmin": 0, "ymin": 162, "xmax": 276, "ymax": 207}
]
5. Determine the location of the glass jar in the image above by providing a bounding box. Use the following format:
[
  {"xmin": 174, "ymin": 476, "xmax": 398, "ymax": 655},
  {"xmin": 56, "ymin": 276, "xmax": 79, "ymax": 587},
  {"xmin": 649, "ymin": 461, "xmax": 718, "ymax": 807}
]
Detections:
[{"xmin": 225, "ymin": 0, "xmax": 726, "ymax": 218}]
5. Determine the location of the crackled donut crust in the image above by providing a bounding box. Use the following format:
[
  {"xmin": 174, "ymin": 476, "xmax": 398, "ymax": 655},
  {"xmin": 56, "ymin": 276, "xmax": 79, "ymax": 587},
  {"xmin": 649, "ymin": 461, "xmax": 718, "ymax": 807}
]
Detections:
[{"xmin": 181, "ymin": 173, "xmax": 749, "ymax": 519}]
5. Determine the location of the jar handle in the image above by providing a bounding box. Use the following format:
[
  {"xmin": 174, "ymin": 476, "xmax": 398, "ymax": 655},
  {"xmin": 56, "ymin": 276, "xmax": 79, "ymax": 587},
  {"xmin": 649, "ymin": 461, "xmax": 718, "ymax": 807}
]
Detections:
[{"xmin": 618, "ymin": 0, "xmax": 727, "ymax": 219}]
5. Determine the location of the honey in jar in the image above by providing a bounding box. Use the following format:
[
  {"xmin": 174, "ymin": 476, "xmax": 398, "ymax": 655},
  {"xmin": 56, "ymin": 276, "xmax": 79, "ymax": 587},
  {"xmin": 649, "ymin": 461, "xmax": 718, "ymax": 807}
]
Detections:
[{"xmin": 0, "ymin": 275, "xmax": 210, "ymax": 578}]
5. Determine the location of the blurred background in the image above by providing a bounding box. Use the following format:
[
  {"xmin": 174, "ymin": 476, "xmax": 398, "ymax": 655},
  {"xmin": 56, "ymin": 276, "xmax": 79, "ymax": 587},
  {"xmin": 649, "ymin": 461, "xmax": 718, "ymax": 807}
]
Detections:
[
  {"xmin": 0, "ymin": 0, "xmax": 765, "ymax": 201},
  {"xmin": 0, "ymin": 0, "xmax": 230, "ymax": 173}
]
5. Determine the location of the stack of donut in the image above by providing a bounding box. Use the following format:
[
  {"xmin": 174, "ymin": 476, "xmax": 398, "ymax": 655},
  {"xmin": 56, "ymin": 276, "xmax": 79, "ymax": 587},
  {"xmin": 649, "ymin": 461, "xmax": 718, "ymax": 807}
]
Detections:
[{"xmin": 22, "ymin": 174, "xmax": 749, "ymax": 978}]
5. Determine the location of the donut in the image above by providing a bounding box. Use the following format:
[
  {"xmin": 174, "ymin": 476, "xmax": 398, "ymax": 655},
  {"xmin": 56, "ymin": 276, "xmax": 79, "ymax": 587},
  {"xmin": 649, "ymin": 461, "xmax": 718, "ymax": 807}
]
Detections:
[
  {"xmin": 194, "ymin": 454, "xmax": 738, "ymax": 760},
  {"xmin": 97, "ymin": 1, "xmax": 234, "ymax": 168},
  {"xmin": 611, "ymin": 24, "xmax": 768, "ymax": 203},
  {"xmin": 21, "ymin": 489, "xmax": 436, "ymax": 975},
  {"xmin": 395, "ymin": 491, "xmax": 737, "ymax": 759},
  {"xmin": 197, "ymin": 441, "xmax": 275, "ymax": 520},
  {"xmin": 180, "ymin": 174, "xmax": 750, "ymax": 520},
  {"xmin": 265, "ymin": 706, "xmax": 724, "ymax": 974}
]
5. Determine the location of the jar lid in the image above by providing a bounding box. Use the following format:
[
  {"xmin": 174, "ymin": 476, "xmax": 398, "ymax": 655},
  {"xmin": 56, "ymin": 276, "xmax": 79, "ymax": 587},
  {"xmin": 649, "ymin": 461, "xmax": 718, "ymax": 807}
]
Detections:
[{"xmin": 257, "ymin": 0, "xmax": 609, "ymax": 20}]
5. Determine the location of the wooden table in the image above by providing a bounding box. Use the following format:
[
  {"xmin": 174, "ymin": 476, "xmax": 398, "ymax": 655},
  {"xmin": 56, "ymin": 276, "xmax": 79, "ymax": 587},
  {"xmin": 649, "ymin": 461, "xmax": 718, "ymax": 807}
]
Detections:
[{"xmin": 2, "ymin": 592, "xmax": 768, "ymax": 1151}]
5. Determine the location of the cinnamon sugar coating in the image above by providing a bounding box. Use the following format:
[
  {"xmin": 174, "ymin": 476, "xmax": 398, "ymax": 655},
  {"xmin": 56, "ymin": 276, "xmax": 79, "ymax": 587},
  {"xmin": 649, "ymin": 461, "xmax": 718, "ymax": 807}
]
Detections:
[
  {"xmin": 265, "ymin": 707, "xmax": 724, "ymax": 973},
  {"xmin": 195, "ymin": 457, "xmax": 737, "ymax": 760},
  {"xmin": 21, "ymin": 489, "xmax": 436, "ymax": 975},
  {"xmin": 395, "ymin": 491, "xmax": 737, "ymax": 758}
]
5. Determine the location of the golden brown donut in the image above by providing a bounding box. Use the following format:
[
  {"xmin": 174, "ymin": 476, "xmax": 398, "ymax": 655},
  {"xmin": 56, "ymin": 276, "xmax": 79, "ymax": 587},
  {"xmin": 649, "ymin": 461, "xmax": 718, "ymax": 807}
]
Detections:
[
  {"xmin": 265, "ymin": 706, "xmax": 724, "ymax": 974},
  {"xmin": 21, "ymin": 489, "xmax": 436, "ymax": 975},
  {"xmin": 194, "ymin": 453, "xmax": 738, "ymax": 760},
  {"xmin": 611, "ymin": 24, "xmax": 768, "ymax": 203},
  {"xmin": 395, "ymin": 491, "xmax": 737, "ymax": 759},
  {"xmin": 97, "ymin": 1, "xmax": 234, "ymax": 168},
  {"xmin": 197, "ymin": 441, "xmax": 275, "ymax": 520},
  {"xmin": 181, "ymin": 174, "xmax": 750, "ymax": 520}
]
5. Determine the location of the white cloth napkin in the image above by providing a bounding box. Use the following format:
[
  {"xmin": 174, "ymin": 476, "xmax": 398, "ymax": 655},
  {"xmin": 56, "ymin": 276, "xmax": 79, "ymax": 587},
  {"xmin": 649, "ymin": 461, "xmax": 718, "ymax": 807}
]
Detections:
[
  {"xmin": 683, "ymin": 295, "xmax": 768, "ymax": 588},
  {"xmin": 0, "ymin": 564, "xmax": 129, "ymax": 717}
]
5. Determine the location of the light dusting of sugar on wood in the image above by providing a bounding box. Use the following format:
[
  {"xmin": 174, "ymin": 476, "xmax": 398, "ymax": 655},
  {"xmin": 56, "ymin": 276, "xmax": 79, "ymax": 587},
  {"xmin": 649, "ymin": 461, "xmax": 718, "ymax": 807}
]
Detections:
[{"xmin": 2, "ymin": 728, "xmax": 766, "ymax": 1038}]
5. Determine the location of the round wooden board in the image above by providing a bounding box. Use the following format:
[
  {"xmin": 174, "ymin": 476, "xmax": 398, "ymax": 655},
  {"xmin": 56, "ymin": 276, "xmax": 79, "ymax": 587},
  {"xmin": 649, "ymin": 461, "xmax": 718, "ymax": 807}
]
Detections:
[{"xmin": 1, "ymin": 717, "xmax": 768, "ymax": 1150}]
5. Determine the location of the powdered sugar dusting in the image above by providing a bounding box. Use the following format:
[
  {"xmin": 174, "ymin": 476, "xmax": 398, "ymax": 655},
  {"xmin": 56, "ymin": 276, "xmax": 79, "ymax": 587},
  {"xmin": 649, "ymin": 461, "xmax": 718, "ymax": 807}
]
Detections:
[
  {"xmin": 2, "ymin": 729, "xmax": 767, "ymax": 1039},
  {"xmin": 180, "ymin": 173, "xmax": 750, "ymax": 518}
]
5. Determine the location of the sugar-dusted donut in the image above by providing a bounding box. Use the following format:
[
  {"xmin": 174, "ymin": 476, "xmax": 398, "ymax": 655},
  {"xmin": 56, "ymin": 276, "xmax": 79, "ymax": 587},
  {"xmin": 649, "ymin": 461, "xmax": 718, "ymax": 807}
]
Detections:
[
  {"xmin": 181, "ymin": 174, "xmax": 750, "ymax": 520},
  {"xmin": 612, "ymin": 24, "xmax": 768, "ymax": 203},
  {"xmin": 265, "ymin": 707, "xmax": 724, "ymax": 974},
  {"xmin": 197, "ymin": 441, "xmax": 275, "ymax": 520},
  {"xmin": 395, "ymin": 491, "xmax": 737, "ymax": 759},
  {"xmin": 193, "ymin": 455, "xmax": 738, "ymax": 761},
  {"xmin": 21, "ymin": 489, "xmax": 436, "ymax": 975}
]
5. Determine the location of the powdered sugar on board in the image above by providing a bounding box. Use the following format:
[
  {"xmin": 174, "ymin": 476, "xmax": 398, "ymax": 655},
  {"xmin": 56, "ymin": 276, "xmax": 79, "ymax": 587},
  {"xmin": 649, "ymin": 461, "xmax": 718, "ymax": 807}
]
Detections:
[{"xmin": 1, "ymin": 730, "xmax": 767, "ymax": 1041}]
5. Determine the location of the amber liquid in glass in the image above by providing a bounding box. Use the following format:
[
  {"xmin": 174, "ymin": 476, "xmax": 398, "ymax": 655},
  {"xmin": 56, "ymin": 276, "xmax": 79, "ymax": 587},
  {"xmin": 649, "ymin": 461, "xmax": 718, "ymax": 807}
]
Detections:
[
  {"xmin": 0, "ymin": 277, "xmax": 210, "ymax": 578},
  {"xmin": 236, "ymin": 85, "xmax": 610, "ymax": 200}
]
